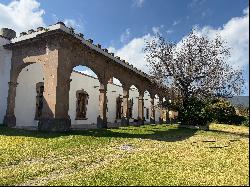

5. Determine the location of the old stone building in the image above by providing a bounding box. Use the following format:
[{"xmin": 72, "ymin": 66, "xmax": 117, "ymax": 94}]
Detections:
[{"xmin": 0, "ymin": 22, "xmax": 170, "ymax": 132}]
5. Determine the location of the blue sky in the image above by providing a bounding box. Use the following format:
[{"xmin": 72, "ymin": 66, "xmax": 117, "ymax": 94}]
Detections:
[
  {"xmin": 0, "ymin": 0, "xmax": 249, "ymax": 95},
  {"xmin": 39, "ymin": 0, "xmax": 248, "ymax": 48}
]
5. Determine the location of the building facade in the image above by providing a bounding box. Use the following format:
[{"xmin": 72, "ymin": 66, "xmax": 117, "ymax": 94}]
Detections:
[{"xmin": 0, "ymin": 23, "xmax": 169, "ymax": 132}]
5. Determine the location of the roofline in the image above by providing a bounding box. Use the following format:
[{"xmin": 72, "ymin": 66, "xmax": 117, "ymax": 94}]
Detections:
[{"xmin": 4, "ymin": 23, "xmax": 168, "ymax": 92}]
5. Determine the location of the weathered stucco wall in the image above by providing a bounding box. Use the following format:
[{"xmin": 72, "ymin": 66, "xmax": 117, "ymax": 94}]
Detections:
[
  {"xmin": 69, "ymin": 72, "xmax": 100, "ymax": 128},
  {"xmin": 0, "ymin": 37, "xmax": 11, "ymax": 124},
  {"xmin": 69, "ymin": 71, "xmax": 154, "ymax": 128},
  {"xmin": 15, "ymin": 63, "xmax": 44, "ymax": 126}
]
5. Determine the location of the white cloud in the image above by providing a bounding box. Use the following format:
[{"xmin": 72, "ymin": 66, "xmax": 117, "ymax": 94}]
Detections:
[
  {"xmin": 107, "ymin": 46, "xmax": 116, "ymax": 53},
  {"xmin": 111, "ymin": 34, "xmax": 154, "ymax": 73},
  {"xmin": 120, "ymin": 28, "xmax": 131, "ymax": 43},
  {"xmin": 243, "ymin": 6, "xmax": 249, "ymax": 14},
  {"xmin": 152, "ymin": 26, "xmax": 160, "ymax": 35},
  {"xmin": 166, "ymin": 29, "xmax": 173, "ymax": 34},
  {"xmin": 64, "ymin": 19, "xmax": 82, "ymax": 29},
  {"xmin": 0, "ymin": 0, "xmax": 45, "ymax": 34},
  {"xmin": 52, "ymin": 14, "xmax": 84, "ymax": 32},
  {"xmin": 132, "ymin": 0, "xmax": 145, "ymax": 8},
  {"xmin": 172, "ymin": 20, "xmax": 181, "ymax": 26},
  {"xmin": 194, "ymin": 6, "xmax": 249, "ymax": 69},
  {"xmin": 152, "ymin": 25, "xmax": 165, "ymax": 35},
  {"xmin": 109, "ymin": 6, "xmax": 249, "ymax": 89},
  {"xmin": 152, "ymin": 25, "xmax": 164, "ymax": 35}
]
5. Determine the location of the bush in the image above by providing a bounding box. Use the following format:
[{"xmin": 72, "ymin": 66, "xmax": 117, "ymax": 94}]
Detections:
[
  {"xmin": 230, "ymin": 115, "xmax": 247, "ymax": 125},
  {"xmin": 174, "ymin": 97, "xmax": 248, "ymax": 127},
  {"xmin": 208, "ymin": 99, "xmax": 249, "ymax": 125},
  {"xmin": 179, "ymin": 97, "xmax": 212, "ymax": 126},
  {"xmin": 235, "ymin": 105, "xmax": 249, "ymax": 117},
  {"xmin": 241, "ymin": 116, "xmax": 249, "ymax": 127}
]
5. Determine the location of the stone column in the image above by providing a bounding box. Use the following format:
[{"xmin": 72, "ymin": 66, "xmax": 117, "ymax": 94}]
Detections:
[
  {"xmin": 38, "ymin": 48, "xmax": 71, "ymax": 132},
  {"xmin": 3, "ymin": 81, "xmax": 18, "ymax": 127},
  {"xmin": 150, "ymin": 96, "xmax": 156, "ymax": 124},
  {"xmin": 97, "ymin": 83, "xmax": 107, "ymax": 128},
  {"xmin": 159, "ymin": 96, "xmax": 163, "ymax": 124},
  {"xmin": 121, "ymin": 87, "xmax": 129, "ymax": 126},
  {"xmin": 137, "ymin": 90, "xmax": 144, "ymax": 126}
]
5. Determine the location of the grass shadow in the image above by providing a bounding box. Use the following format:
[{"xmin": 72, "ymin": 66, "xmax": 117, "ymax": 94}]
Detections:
[
  {"xmin": 0, "ymin": 125, "xmax": 198, "ymax": 142},
  {"xmin": 209, "ymin": 129, "xmax": 249, "ymax": 138}
]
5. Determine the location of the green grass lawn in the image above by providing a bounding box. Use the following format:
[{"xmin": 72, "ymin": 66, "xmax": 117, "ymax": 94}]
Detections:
[{"xmin": 0, "ymin": 124, "xmax": 249, "ymax": 186}]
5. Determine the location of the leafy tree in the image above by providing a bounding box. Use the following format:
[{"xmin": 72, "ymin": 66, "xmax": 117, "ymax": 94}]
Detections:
[{"xmin": 145, "ymin": 30, "xmax": 245, "ymax": 125}]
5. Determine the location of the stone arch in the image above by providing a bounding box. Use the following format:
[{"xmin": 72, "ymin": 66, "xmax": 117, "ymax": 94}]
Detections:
[
  {"xmin": 68, "ymin": 49, "xmax": 106, "ymax": 83},
  {"xmin": 3, "ymin": 26, "xmax": 170, "ymax": 130},
  {"xmin": 69, "ymin": 64, "xmax": 100, "ymax": 127},
  {"xmin": 106, "ymin": 76, "xmax": 123, "ymax": 124},
  {"xmin": 14, "ymin": 62, "xmax": 45, "ymax": 127}
]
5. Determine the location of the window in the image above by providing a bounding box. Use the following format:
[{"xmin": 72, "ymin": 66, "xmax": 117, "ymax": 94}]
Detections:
[
  {"xmin": 76, "ymin": 90, "xmax": 89, "ymax": 120},
  {"xmin": 35, "ymin": 82, "xmax": 44, "ymax": 120}
]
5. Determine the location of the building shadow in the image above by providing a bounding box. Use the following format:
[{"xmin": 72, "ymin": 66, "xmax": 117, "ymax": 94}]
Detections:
[{"xmin": 0, "ymin": 125, "xmax": 198, "ymax": 142}]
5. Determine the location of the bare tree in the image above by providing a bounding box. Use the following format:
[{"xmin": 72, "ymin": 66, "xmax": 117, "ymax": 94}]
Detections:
[{"xmin": 145, "ymin": 30, "xmax": 245, "ymax": 106}]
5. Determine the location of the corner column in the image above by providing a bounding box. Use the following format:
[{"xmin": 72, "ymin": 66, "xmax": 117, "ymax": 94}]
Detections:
[
  {"xmin": 97, "ymin": 83, "xmax": 108, "ymax": 128},
  {"xmin": 38, "ymin": 47, "xmax": 71, "ymax": 132},
  {"xmin": 150, "ymin": 96, "xmax": 156, "ymax": 124},
  {"xmin": 137, "ymin": 90, "xmax": 144, "ymax": 126}
]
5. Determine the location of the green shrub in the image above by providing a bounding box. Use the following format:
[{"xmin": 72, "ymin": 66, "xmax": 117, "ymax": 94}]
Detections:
[
  {"xmin": 235, "ymin": 105, "xmax": 249, "ymax": 117},
  {"xmin": 241, "ymin": 116, "xmax": 249, "ymax": 127},
  {"xmin": 209, "ymin": 99, "xmax": 236, "ymax": 124},
  {"xmin": 179, "ymin": 97, "xmax": 212, "ymax": 126},
  {"xmin": 208, "ymin": 99, "xmax": 249, "ymax": 125},
  {"xmin": 230, "ymin": 115, "xmax": 247, "ymax": 125}
]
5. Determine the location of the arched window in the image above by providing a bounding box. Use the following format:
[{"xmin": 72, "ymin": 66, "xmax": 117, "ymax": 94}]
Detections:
[
  {"xmin": 76, "ymin": 90, "xmax": 89, "ymax": 120},
  {"xmin": 35, "ymin": 82, "xmax": 44, "ymax": 120}
]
